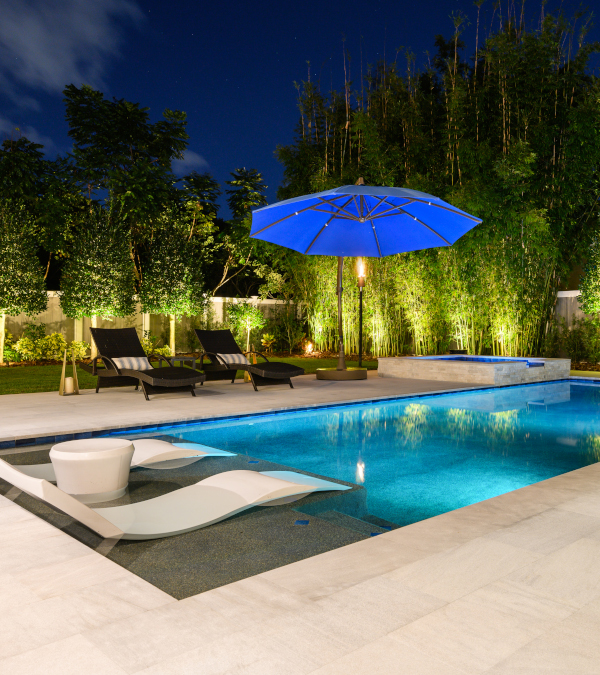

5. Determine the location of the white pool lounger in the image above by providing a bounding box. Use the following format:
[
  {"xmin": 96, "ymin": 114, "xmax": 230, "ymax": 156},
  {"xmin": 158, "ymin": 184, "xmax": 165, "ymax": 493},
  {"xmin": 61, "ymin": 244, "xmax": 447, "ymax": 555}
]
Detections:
[
  {"xmin": 0, "ymin": 459, "xmax": 350, "ymax": 540},
  {"xmin": 16, "ymin": 439, "xmax": 236, "ymax": 482},
  {"xmin": 130, "ymin": 439, "xmax": 236, "ymax": 469}
]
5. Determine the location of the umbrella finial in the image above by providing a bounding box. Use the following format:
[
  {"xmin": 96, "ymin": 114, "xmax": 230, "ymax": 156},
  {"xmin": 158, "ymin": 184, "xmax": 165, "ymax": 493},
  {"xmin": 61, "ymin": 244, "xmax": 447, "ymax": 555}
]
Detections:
[{"xmin": 355, "ymin": 177, "xmax": 365, "ymax": 186}]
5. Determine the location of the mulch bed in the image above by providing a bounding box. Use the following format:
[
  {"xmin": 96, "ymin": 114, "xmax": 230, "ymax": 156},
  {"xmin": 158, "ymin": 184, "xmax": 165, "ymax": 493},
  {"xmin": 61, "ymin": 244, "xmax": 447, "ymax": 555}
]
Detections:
[{"xmin": 571, "ymin": 362, "xmax": 600, "ymax": 372}]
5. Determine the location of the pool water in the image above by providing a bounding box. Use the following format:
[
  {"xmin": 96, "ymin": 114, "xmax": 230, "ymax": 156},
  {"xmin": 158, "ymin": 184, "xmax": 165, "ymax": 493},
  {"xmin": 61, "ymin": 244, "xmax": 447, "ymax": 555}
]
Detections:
[{"xmin": 131, "ymin": 381, "xmax": 600, "ymax": 526}]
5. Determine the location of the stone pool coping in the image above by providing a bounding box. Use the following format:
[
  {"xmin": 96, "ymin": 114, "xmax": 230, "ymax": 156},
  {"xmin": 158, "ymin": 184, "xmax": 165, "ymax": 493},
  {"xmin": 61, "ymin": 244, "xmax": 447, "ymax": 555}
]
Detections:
[{"xmin": 2, "ymin": 373, "xmax": 592, "ymax": 450}]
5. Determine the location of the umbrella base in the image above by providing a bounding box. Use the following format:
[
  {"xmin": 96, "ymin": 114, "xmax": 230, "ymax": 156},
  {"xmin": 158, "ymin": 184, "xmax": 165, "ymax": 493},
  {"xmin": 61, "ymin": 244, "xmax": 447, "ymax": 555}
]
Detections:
[{"xmin": 316, "ymin": 367, "xmax": 368, "ymax": 381}]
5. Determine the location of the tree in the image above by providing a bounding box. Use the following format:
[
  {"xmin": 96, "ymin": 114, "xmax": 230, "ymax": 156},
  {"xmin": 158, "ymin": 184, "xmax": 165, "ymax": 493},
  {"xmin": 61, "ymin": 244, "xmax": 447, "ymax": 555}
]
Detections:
[
  {"xmin": 0, "ymin": 202, "xmax": 47, "ymax": 364},
  {"xmin": 63, "ymin": 84, "xmax": 190, "ymax": 279},
  {"xmin": 181, "ymin": 172, "xmax": 221, "ymax": 219},
  {"xmin": 0, "ymin": 135, "xmax": 83, "ymax": 283},
  {"xmin": 226, "ymin": 301, "xmax": 266, "ymax": 352},
  {"xmin": 138, "ymin": 207, "xmax": 209, "ymax": 354},
  {"xmin": 59, "ymin": 207, "xmax": 136, "ymax": 357},
  {"xmin": 209, "ymin": 168, "xmax": 269, "ymax": 296},
  {"xmin": 274, "ymin": 9, "xmax": 600, "ymax": 357}
]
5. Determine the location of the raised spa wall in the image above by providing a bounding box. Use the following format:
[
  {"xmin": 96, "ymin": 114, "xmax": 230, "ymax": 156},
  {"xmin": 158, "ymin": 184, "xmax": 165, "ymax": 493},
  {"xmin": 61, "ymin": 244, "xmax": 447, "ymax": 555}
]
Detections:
[{"xmin": 377, "ymin": 356, "xmax": 571, "ymax": 385}]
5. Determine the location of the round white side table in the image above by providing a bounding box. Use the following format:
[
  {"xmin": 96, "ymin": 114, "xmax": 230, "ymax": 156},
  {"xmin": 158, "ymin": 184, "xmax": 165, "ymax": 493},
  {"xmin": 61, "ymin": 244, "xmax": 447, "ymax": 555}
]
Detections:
[{"xmin": 49, "ymin": 438, "xmax": 134, "ymax": 504}]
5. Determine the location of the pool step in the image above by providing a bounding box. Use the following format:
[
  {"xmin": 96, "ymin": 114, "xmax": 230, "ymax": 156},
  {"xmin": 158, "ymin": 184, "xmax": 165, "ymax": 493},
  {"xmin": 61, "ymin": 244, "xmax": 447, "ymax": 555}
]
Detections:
[
  {"xmin": 361, "ymin": 514, "xmax": 400, "ymax": 531},
  {"xmin": 315, "ymin": 510, "xmax": 390, "ymax": 536}
]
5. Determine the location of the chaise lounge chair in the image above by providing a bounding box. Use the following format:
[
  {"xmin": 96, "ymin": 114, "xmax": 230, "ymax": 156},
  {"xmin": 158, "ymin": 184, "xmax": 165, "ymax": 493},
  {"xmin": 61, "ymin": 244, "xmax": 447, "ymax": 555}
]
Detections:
[
  {"xmin": 16, "ymin": 439, "xmax": 237, "ymax": 480},
  {"xmin": 0, "ymin": 458, "xmax": 350, "ymax": 540},
  {"xmin": 195, "ymin": 329, "xmax": 305, "ymax": 391},
  {"xmin": 80, "ymin": 328, "xmax": 205, "ymax": 400}
]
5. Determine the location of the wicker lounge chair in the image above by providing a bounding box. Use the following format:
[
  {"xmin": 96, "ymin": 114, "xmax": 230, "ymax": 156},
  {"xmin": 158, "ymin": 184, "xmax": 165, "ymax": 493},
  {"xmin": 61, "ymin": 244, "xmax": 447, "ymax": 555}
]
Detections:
[
  {"xmin": 195, "ymin": 329, "xmax": 305, "ymax": 391},
  {"xmin": 80, "ymin": 328, "xmax": 205, "ymax": 400}
]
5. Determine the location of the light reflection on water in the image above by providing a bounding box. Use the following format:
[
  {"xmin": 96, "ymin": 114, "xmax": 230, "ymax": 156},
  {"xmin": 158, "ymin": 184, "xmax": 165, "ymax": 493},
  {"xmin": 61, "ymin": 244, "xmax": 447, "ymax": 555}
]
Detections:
[{"xmin": 166, "ymin": 382, "xmax": 600, "ymax": 526}]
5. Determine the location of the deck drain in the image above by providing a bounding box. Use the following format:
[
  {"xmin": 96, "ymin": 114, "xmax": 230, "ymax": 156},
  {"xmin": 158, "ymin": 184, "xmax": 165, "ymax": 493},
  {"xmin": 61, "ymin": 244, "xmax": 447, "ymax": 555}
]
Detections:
[{"xmin": 294, "ymin": 519, "xmax": 309, "ymax": 526}]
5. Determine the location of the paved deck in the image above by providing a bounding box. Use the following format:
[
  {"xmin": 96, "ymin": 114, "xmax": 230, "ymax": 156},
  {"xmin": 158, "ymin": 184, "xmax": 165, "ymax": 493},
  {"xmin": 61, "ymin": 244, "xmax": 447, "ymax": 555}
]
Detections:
[
  {"xmin": 0, "ymin": 371, "xmax": 474, "ymax": 444},
  {"xmin": 1, "ymin": 374, "xmax": 600, "ymax": 673}
]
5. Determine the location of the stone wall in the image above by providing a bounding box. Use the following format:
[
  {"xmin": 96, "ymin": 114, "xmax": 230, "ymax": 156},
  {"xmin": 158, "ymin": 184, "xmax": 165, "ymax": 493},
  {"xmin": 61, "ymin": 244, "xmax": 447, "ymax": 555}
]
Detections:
[{"xmin": 378, "ymin": 357, "xmax": 571, "ymax": 385}]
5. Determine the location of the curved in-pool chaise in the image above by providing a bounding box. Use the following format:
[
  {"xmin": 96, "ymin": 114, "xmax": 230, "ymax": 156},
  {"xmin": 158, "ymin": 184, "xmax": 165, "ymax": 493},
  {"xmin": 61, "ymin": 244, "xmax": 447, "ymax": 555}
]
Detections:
[
  {"xmin": 16, "ymin": 439, "xmax": 236, "ymax": 483},
  {"xmin": 0, "ymin": 459, "xmax": 350, "ymax": 541}
]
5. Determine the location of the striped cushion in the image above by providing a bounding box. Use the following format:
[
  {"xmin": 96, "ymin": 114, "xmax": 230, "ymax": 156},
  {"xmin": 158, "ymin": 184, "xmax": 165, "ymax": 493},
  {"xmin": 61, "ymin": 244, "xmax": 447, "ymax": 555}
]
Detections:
[
  {"xmin": 216, "ymin": 353, "xmax": 250, "ymax": 366},
  {"xmin": 112, "ymin": 356, "xmax": 153, "ymax": 371}
]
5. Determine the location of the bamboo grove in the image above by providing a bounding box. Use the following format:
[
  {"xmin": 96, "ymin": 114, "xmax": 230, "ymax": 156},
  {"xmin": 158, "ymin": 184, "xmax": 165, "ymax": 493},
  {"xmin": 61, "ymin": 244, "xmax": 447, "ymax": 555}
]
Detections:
[{"xmin": 274, "ymin": 9, "xmax": 600, "ymax": 356}]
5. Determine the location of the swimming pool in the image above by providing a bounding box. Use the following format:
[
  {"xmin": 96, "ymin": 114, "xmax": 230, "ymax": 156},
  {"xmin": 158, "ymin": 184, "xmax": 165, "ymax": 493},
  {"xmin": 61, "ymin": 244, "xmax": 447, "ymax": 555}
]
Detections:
[{"xmin": 121, "ymin": 381, "xmax": 600, "ymax": 527}]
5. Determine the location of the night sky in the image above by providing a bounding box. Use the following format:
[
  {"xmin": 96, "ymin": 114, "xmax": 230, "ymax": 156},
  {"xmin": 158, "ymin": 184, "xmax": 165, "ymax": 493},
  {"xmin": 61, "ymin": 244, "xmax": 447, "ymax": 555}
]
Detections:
[{"xmin": 1, "ymin": 0, "xmax": 598, "ymax": 214}]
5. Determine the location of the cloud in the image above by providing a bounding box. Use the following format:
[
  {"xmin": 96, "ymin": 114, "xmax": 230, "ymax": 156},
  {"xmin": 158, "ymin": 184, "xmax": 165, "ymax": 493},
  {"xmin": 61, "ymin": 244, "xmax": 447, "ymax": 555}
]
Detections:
[
  {"xmin": 172, "ymin": 150, "xmax": 209, "ymax": 175},
  {"xmin": 0, "ymin": 115, "xmax": 58, "ymax": 154},
  {"xmin": 0, "ymin": 0, "xmax": 143, "ymax": 105}
]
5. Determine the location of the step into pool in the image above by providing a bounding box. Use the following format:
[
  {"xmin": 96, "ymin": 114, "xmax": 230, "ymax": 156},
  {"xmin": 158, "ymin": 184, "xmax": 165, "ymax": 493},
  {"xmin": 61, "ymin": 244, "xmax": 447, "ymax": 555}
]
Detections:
[{"xmin": 119, "ymin": 380, "xmax": 600, "ymax": 527}]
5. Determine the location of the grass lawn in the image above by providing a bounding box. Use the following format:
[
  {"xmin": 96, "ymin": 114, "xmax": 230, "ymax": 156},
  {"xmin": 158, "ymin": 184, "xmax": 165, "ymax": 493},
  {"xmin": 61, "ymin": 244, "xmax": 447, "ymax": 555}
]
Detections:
[
  {"xmin": 570, "ymin": 370, "xmax": 600, "ymax": 378},
  {"xmin": 0, "ymin": 357, "xmax": 378, "ymax": 395}
]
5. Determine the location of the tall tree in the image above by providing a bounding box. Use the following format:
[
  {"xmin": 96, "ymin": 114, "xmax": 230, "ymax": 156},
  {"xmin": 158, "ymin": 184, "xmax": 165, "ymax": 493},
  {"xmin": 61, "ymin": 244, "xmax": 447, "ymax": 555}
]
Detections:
[
  {"xmin": 0, "ymin": 202, "xmax": 48, "ymax": 364},
  {"xmin": 274, "ymin": 10, "xmax": 600, "ymax": 356},
  {"xmin": 0, "ymin": 136, "xmax": 82, "ymax": 283},
  {"xmin": 138, "ymin": 206, "xmax": 209, "ymax": 354},
  {"xmin": 59, "ymin": 207, "xmax": 136, "ymax": 356},
  {"xmin": 63, "ymin": 84, "xmax": 190, "ymax": 279},
  {"xmin": 209, "ymin": 168, "xmax": 269, "ymax": 296}
]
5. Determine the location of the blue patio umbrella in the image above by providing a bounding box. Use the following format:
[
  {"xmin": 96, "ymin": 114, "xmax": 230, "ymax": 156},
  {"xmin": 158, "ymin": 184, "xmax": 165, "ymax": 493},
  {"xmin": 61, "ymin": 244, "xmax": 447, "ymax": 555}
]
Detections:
[{"xmin": 250, "ymin": 182, "xmax": 482, "ymax": 373}]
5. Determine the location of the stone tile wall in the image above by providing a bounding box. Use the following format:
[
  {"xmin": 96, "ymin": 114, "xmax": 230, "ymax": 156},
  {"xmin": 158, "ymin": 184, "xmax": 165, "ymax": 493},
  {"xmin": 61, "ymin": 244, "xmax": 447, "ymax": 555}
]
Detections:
[{"xmin": 378, "ymin": 357, "xmax": 571, "ymax": 385}]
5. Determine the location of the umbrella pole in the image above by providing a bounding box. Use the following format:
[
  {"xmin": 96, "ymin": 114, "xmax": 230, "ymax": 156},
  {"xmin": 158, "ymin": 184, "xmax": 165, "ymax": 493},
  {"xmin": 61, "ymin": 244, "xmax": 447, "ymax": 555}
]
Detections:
[{"xmin": 336, "ymin": 256, "xmax": 347, "ymax": 370}]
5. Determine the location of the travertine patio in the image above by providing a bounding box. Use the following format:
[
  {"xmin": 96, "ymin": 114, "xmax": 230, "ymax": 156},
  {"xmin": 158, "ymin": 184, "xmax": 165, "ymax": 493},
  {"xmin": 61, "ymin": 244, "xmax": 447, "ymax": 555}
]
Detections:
[{"xmin": 1, "ymin": 373, "xmax": 600, "ymax": 674}]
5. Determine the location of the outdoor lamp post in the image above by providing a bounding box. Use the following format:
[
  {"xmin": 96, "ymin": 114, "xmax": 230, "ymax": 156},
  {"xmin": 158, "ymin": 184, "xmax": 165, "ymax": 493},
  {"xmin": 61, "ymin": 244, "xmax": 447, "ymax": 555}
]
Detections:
[{"xmin": 357, "ymin": 258, "xmax": 366, "ymax": 368}]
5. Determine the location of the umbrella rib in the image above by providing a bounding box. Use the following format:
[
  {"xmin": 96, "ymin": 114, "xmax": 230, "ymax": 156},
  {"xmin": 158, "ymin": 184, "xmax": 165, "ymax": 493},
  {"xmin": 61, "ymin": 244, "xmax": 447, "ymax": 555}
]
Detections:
[
  {"xmin": 304, "ymin": 214, "xmax": 338, "ymax": 254},
  {"xmin": 321, "ymin": 198, "xmax": 358, "ymax": 219},
  {"xmin": 364, "ymin": 196, "xmax": 389, "ymax": 218},
  {"xmin": 251, "ymin": 202, "xmax": 322, "ymax": 236},
  {"xmin": 366, "ymin": 204, "xmax": 406, "ymax": 218},
  {"xmin": 304, "ymin": 197, "xmax": 354, "ymax": 254},
  {"xmin": 407, "ymin": 198, "xmax": 482, "ymax": 222},
  {"xmin": 251, "ymin": 196, "xmax": 355, "ymax": 237},
  {"xmin": 378, "ymin": 199, "xmax": 451, "ymax": 245},
  {"xmin": 370, "ymin": 219, "xmax": 383, "ymax": 257}
]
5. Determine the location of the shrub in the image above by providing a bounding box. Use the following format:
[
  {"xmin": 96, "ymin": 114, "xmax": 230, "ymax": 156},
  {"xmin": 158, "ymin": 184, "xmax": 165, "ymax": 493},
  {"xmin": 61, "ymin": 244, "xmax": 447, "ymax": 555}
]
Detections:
[
  {"xmin": 2, "ymin": 329, "xmax": 19, "ymax": 362},
  {"xmin": 15, "ymin": 331, "xmax": 68, "ymax": 361},
  {"xmin": 261, "ymin": 333, "xmax": 276, "ymax": 354},
  {"xmin": 580, "ymin": 317, "xmax": 600, "ymax": 364},
  {"xmin": 12, "ymin": 323, "xmax": 79, "ymax": 362},
  {"xmin": 14, "ymin": 336, "xmax": 42, "ymax": 361},
  {"xmin": 546, "ymin": 315, "xmax": 600, "ymax": 363},
  {"xmin": 22, "ymin": 322, "xmax": 46, "ymax": 343},
  {"xmin": 69, "ymin": 341, "xmax": 90, "ymax": 360},
  {"xmin": 40, "ymin": 333, "xmax": 68, "ymax": 360},
  {"xmin": 141, "ymin": 331, "xmax": 171, "ymax": 357}
]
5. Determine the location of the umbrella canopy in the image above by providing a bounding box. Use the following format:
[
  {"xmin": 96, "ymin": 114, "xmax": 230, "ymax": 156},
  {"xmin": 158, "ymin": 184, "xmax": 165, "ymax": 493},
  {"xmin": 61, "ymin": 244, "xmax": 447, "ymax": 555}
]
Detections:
[
  {"xmin": 250, "ymin": 183, "xmax": 482, "ymax": 376},
  {"xmin": 250, "ymin": 184, "xmax": 482, "ymax": 256}
]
